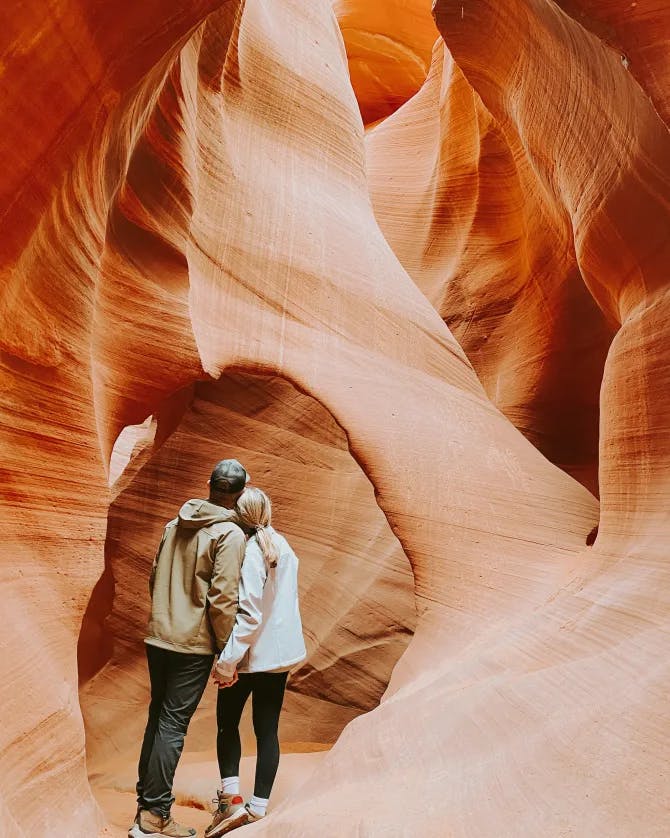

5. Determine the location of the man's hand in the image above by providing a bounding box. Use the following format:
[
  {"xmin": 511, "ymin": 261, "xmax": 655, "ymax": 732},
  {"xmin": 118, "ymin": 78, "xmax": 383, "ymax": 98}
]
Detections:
[{"xmin": 211, "ymin": 661, "xmax": 238, "ymax": 689}]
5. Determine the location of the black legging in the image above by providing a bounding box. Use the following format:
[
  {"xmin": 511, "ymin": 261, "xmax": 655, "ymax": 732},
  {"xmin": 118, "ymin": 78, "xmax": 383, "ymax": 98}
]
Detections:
[{"xmin": 216, "ymin": 671, "xmax": 288, "ymax": 799}]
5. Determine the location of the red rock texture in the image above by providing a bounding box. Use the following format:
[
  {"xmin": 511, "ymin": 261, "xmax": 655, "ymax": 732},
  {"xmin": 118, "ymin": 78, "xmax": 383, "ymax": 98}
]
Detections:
[
  {"xmin": 555, "ymin": 0, "xmax": 670, "ymax": 126},
  {"xmin": 333, "ymin": 0, "xmax": 439, "ymax": 124},
  {"xmin": 366, "ymin": 42, "xmax": 615, "ymax": 495},
  {"xmin": 80, "ymin": 373, "xmax": 415, "ymax": 772},
  {"xmin": 0, "ymin": 0, "xmax": 668, "ymax": 836}
]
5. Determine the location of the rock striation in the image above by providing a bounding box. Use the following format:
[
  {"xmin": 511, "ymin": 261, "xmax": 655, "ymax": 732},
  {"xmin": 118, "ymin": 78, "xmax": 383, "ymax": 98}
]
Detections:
[
  {"xmin": 333, "ymin": 0, "xmax": 439, "ymax": 124},
  {"xmin": 80, "ymin": 373, "xmax": 416, "ymax": 774},
  {"xmin": 0, "ymin": 0, "xmax": 668, "ymax": 836},
  {"xmin": 366, "ymin": 41, "xmax": 615, "ymax": 496}
]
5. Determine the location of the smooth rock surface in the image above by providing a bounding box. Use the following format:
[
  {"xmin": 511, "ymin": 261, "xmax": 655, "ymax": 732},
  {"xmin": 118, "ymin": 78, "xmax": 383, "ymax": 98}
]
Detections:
[
  {"xmin": 333, "ymin": 0, "xmax": 439, "ymax": 124},
  {"xmin": 80, "ymin": 372, "xmax": 416, "ymax": 779},
  {"xmin": 366, "ymin": 40, "xmax": 615, "ymax": 495},
  {"xmin": 0, "ymin": 0, "xmax": 668, "ymax": 836}
]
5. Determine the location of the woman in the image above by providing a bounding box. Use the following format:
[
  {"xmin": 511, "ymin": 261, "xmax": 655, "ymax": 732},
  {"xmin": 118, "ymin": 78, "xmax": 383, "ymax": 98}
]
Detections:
[{"xmin": 205, "ymin": 487, "xmax": 307, "ymax": 837}]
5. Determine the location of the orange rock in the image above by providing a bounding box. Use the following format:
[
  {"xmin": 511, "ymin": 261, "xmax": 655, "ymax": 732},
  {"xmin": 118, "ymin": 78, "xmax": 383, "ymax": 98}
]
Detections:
[
  {"xmin": 80, "ymin": 373, "xmax": 416, "ymax": 780},
  {"xmin": 432, "ymin": 0, "xmax": 670, "ymax": 548},
  {"xmin": 366, "ymin": 41, "xmax": 615, "ymax": 495},
  {"xmin": 555, "ymin": 0, "xmax": 670, "ymax": 126},
  {"xmin": 334, "ymin": 0, "xmax": 439, "ymax": 125},
  {"xmin": 0, "ymin": 0, "xmax": 667, "ymax": 836}
]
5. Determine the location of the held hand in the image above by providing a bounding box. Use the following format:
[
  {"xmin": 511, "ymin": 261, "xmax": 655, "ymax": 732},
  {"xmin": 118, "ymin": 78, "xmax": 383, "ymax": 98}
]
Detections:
[
  {"xmin": 218, "ymin": 671, "xmax": 238, "ymax": 689},
  {"xmin": 211, "ymin": 662, "xmax": 238, "ymax": 689}
]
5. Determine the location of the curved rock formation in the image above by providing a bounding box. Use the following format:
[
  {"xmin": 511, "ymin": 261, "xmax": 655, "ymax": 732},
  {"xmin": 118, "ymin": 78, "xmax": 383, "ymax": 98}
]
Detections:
[
  {"xmin": 80, "ymin": 372, "xmax": 416, "ymax": 774},
  {"xmin": 0, "ymin": 0, "xmax": 668, "ymax": 836},
  {"xmin": 366, "ymin": 41, "xmax": 615, "ymax": 495},
  {"xmin": 333, "ymin": 0, "xmax": 439, "ymax": 124},
  {"xmin": 554, "ymin": 0, "xmax": 670, "ymax": 126},
  {"xmin": 431, "ymin": 0, "xmax": 670, "ymax": 553}
]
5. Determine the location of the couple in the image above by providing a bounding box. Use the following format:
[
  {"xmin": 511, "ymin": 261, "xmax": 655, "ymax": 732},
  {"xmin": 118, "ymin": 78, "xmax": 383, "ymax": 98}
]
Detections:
[{"xmin": 129, "ymin": 459, "xmax": 306, "ymax": 837}]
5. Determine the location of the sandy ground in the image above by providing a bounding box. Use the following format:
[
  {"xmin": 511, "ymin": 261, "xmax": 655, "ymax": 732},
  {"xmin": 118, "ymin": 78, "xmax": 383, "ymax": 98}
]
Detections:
[{"xmin": 96, "ymin": 750, "xmax": 328, "ymax": 836}]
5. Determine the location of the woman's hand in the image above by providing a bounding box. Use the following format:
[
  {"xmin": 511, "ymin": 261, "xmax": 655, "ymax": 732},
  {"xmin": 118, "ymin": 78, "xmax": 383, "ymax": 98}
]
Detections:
[{"xmin": 211, "ymin": 661, "xmax": 238, "ymax": 689}]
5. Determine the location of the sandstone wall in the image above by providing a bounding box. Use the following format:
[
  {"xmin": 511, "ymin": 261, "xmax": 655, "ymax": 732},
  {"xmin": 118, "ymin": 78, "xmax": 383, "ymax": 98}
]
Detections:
[
  {"xmin": 80, "ymin": 373, "xmax": 416, "ymax": 773},
  {"xmin": 1, "ymin": 1, "xmax": 668, "ymax": 836},
  {"xmin": 366, "ymin": 41, "xmax": 615, "ymax": 495}
]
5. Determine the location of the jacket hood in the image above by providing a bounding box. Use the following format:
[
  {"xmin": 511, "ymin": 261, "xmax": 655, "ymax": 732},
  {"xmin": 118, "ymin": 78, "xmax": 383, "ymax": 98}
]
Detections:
[{"xmin": 177, "ymin": 499, "xmax": 241, "ymax": 530}]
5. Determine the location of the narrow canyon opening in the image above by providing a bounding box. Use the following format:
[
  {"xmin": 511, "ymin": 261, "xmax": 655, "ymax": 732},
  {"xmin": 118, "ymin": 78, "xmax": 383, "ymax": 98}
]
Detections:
[{"xmin": 78, "ymin": 371, "xmax": 416, "ymax": 829}]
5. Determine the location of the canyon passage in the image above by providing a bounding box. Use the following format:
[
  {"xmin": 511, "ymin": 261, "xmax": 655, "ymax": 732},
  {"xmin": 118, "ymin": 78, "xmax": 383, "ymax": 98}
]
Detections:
[{"xmin": 1, "ymin": 1, "xmax": 669, "ymax": 836}]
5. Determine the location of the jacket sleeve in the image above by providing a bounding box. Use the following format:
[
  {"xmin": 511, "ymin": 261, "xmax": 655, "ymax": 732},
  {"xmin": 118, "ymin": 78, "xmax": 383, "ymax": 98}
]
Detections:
[
  {"xmin": 149, "ymin": 529, "xmax": 168, "ymax": 597},
  {"xmin": 207, "ymin": 526, "xmax": 247, "ymax": 651},
  {"xmin": 216, "ymin": 543, "xmax": 267, "ymax": 675}
]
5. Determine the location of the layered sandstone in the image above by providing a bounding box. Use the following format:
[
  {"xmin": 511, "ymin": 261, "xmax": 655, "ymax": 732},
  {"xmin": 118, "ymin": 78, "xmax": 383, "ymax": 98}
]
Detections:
[
  {"xmin": 333, "ymin": 0, "xmax": 439, "ymax": 124},
  {"xmin": 366, "ymin": 42, "xmax": 615, "ymax": 495},
  {"xmin": 80, "ymin": 372, "xmax": 415, "ymax": 773},
  {"xmin": 0, "ymin": 1, "xmax": 668, "ymax": 837}
]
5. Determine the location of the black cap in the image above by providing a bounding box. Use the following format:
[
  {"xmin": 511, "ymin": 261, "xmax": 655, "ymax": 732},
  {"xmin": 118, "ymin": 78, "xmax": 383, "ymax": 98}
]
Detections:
[{"xmin": 210, "ymin": 459, "xmax": 250, "ymax": 494}]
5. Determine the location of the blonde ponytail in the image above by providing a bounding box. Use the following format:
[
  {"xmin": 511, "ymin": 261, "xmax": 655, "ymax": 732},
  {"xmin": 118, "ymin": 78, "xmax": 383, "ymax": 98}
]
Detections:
[
  {"xmin": 236, "ymin": 487, "xmax": 279, "ymax": 569},
  {"xmin": 255, "ymin": 525, "xmax": 279, "ymax": 569}
]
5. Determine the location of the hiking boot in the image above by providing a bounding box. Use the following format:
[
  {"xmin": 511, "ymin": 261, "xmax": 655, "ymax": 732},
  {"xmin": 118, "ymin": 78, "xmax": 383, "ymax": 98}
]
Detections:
[
  {"xmin": 204, "ymin": 792, "xmax": 248, "ymax": 837},
  {"xmin": 129, "ymin": 809, "xmax": 196, "ymax": 837}
]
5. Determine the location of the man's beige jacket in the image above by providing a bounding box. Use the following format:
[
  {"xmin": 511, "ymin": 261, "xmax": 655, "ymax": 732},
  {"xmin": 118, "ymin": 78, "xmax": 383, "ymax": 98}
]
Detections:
[{"xmin": 146, "ymin": 500, "xmax": 246, "ymax": 655}]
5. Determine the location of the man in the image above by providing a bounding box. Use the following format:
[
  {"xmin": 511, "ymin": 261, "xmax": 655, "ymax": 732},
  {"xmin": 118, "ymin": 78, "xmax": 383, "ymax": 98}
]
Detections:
[{"xmin": 130, "ymin": 459, "xmax": 249, "ymax": 838}]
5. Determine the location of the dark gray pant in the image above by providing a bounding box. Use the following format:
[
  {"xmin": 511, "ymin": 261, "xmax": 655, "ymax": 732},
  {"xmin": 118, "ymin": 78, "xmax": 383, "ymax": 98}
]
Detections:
[{"xmin": 136, "ymin": 644, "xmax": 214, "ymax": 817}]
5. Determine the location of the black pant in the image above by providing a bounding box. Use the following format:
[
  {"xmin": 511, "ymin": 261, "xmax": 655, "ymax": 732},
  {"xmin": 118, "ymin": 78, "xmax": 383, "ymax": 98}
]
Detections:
[
  {"xmin": 217, "ymin": 671, "xmax": 288, "ymax": 799},
  {"xmin": 137, "ymin": 645, "xmax": 214, "ymax": 817}
]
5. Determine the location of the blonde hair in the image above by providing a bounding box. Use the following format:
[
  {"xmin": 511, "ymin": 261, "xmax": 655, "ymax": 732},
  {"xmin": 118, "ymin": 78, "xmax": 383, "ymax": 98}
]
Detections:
[{"xmin": 236, "ymin": 487, "xmax": 279, "ymax": 568}]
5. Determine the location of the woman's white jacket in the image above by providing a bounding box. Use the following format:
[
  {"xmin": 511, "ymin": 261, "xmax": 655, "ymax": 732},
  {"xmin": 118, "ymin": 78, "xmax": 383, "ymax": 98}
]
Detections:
[{"xmin": 217, "ymin": 527, "xmax": 306, "ymax": 676}]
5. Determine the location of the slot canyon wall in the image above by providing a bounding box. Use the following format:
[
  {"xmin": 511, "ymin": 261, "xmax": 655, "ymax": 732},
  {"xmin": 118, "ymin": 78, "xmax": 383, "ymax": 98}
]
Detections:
[
  {"xmin": 79, "ymin": 372, "xmax": 416, "ymax": 788},
  {"xmin": 0, "ymin": 1, "xmax": 669, "ymax": 837}
]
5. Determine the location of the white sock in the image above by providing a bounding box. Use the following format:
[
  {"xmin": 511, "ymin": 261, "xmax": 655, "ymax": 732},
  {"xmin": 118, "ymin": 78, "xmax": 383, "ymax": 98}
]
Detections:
[
  {"xmin": 248, "ymin": 795, "xmax": 269, "ymax": 817},
  {"xmin": 221, "ymin": 776, "xmax": 240, "ymax": 795}
]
